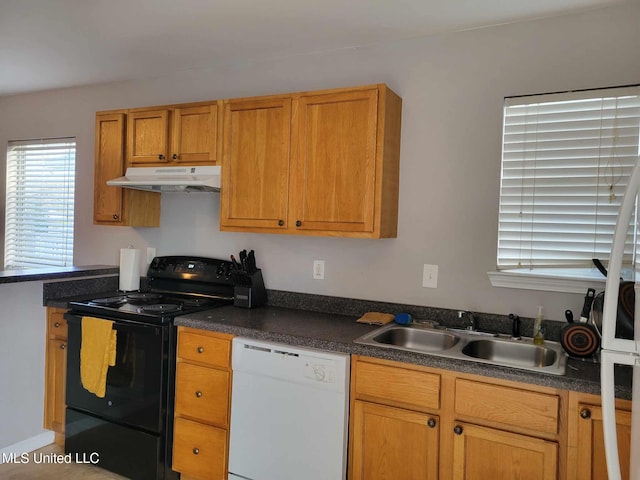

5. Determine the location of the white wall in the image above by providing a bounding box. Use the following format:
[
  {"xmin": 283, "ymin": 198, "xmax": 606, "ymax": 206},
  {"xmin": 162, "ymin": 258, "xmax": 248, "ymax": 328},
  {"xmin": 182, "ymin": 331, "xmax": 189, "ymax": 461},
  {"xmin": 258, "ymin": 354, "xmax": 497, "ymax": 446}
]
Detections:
[
  {"xmin": 0, "ymin": 4, "xmax": 639, "ymax": 325},
  {"xmin": 0, "ymin": 281, "xmax": 52, "ymax": 451}
]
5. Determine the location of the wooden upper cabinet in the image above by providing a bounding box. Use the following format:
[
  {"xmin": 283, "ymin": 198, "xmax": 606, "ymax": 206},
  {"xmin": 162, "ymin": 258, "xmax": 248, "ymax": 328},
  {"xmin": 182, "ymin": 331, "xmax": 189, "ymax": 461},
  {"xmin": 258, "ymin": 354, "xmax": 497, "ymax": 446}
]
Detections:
[
  {"xmin": 220, "ymin": 97, "xmax": 291, "ymax": 230},
  {"xmin": 290, "ymin": 88, "xmax": 379, "ymax": 234},
  {"xmin": 94, "ymin": 111, "xmax": 161, "ymax": 226},
  {"xmin": 219, "ymin": 84, "xmax": 402, "ymax": 238},
  {"xmin": 172, "ymin": 104, "xmax": 218, "ymax": 163},
  {"xmin": 94, "ymin": 113, "xmax": 125, "ymax": 223},
  {"xmin": 127, "ymin": 102, "xmax": 219, "ymax": 166},
  {"xmin": 127, "ymin": 109, "xmax": 170, "ymax": 164}
]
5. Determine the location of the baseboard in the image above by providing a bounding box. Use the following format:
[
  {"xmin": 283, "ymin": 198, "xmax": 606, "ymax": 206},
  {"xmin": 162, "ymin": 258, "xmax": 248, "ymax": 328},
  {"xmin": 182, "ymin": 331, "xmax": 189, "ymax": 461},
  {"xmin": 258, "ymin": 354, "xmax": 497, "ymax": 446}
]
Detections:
[{"xmin": 0, "ymin": 431, "xmax": 55, "ymax": 464}]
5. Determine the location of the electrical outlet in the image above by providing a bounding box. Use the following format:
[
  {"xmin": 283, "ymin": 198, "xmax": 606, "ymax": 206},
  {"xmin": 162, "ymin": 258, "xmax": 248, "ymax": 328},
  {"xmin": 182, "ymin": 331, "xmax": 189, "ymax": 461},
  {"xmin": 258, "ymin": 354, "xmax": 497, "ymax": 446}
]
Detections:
[
  {"xmin": 422, "ymin": 264, "xmax": 438, "ymax": 288},
  {"xmin": 313, "ymin": 260, "xmax": 325, "ymax": 280}
]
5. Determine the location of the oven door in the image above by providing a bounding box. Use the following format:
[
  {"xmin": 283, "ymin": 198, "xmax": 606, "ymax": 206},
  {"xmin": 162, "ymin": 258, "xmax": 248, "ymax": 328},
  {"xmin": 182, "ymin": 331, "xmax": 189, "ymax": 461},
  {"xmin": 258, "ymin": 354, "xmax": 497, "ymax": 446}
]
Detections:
[{"xmin": 64, "ymin": 313, "xmax": 173, "ymax": 433}]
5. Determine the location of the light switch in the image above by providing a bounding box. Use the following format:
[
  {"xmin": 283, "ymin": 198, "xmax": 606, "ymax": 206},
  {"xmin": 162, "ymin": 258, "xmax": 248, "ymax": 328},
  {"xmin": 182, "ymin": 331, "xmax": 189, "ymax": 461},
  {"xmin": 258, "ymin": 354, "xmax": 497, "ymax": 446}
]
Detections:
[{"xmin": 422, "ymin": 264, "xmax": 438, "ymax": 288}]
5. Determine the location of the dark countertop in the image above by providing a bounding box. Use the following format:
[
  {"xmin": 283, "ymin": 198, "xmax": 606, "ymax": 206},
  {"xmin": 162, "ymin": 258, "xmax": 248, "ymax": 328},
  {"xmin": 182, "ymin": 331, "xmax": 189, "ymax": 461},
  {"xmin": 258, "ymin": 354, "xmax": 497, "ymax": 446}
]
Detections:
[
  {"xmin": 1, "ymin": 265, "xmax": 118, "ymax": 284},
  {"xmin": 175, "ymin": 305, "xmax": 633, "ymax": 400}
]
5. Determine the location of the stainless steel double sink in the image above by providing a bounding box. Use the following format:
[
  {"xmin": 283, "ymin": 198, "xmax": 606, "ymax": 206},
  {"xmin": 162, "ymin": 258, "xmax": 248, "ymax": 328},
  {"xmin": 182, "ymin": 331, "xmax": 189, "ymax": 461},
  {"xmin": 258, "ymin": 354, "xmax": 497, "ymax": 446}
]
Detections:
[{"xmin": 354, "ymin": 323, "xmax": 567, "ymax": 375}]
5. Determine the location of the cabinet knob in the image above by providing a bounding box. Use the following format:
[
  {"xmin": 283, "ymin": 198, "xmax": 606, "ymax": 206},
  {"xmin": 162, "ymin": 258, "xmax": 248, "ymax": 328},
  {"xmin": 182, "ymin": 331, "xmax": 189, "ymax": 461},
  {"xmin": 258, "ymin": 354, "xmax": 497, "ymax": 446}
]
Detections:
[
  {"xmin": 278, "ymin": 219, "xmax": 284, "ymax": 226},
  {"xmin": 197, "ymin": 346, "xmax": 204, "ymax": 354},
  {"xmin": 580, "ymin": 408, "xmax": 592, "ymax": 419},
  {"xmin": 159, "ymin": 154, "xmax": 164, "ymax": 160},
  {"xmin": 296, "ymin": 220, "xmax": 302, "ymax": 227},
  {"xmin": 195, "ymin": 391, "xmax": 202, "ymax": 398},
  {"xmin": 427, "ymin": 418, "xmax": 437, "ymax": 428},
  {"xmin": 112, "ymin": 214, "xmax": 119, "ymax": 220},
  {"xmin": 172, "ymin": 154, "xmax": 178, "ymax": 160},
  {"xmin": 60, "ymin": 343, "xmax": 66, "ymax": 350},
  {"xmin": 192, "ymin": 448, "xmax": 199, "ymax": 455},
  {"xmin": 54, "ymin": 322, "xmax": 61, "ymax": 328},
  {"xmin": 453, "ymin": 425, "xmax": 463, "ymax": 435}
]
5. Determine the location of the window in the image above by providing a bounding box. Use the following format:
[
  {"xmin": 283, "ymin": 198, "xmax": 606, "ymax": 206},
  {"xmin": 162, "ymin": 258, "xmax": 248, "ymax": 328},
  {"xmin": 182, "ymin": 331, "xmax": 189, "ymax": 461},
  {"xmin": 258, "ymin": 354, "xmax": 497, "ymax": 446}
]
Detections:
[
  {"xmin": 5, "ymin": 138, "xmax": 76, "ymax": 269},
  {"xmin": 497, "ymin": 86, "xmax": 640, "ymax": 280}
]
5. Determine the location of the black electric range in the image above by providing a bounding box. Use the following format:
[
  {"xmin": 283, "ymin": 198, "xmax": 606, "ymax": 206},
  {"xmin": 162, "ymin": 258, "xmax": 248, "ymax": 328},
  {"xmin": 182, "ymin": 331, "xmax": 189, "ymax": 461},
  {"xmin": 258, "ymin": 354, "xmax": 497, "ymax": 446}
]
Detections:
[
  {"xmin": 64, "ymin": 255, "xmax": 237, "ymax": 480},
  {"xmin": 68, "ymin": 255, "xmax": 236, "ymax": 323}
]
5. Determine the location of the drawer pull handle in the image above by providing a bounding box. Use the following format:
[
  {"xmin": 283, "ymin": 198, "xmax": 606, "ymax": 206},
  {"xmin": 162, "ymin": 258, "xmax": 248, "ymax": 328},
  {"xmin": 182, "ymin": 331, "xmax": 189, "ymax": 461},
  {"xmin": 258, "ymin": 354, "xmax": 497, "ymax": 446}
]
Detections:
[
  {"xmin": 192, "ymin": 448, "xmax": 199, "ymax": 455},
  {"xmin": 580, "ymin": 408, "xmax": 592, "ymax": 419},
  {"xmin": 54, "ymin": 322, "xmax": 61, "ymax": 328},
  {"xmin": 427, "ymin": 418, "xmax": 436, "ymax": 428},
  {"xmin": 195, "ymin": 391, "xmax": 202, "ymax": 398},
  {"xmin": 60, "ymin": 344, "xmax": 66, "ymax": 350},
  {"xmin": 197, "ymin": 346, "xmax": 204, "ymax": 353},
  {"xmin": 453, "ymin": 425, "xmax": 463, "ymax": 435}
]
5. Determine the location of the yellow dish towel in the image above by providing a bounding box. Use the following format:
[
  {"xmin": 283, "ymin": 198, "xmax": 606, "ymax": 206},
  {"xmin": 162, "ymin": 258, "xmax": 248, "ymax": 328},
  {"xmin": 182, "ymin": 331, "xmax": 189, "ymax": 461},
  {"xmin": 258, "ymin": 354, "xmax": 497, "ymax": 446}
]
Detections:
[{"xmin": 80, "ymin": 316, "xmax": 117, "ymax": 398}]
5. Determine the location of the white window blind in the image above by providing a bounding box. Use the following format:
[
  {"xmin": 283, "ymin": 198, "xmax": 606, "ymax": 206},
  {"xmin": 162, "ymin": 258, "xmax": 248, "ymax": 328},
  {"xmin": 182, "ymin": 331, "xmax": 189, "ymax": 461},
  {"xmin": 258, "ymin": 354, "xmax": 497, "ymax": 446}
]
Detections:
[
  {"xmin": 498, "ymin": 86, "xmax": 640, "ymax": 270},
  {"xmin": 5, "ymin": 138, "xmax": 76, "ymax": 269}
]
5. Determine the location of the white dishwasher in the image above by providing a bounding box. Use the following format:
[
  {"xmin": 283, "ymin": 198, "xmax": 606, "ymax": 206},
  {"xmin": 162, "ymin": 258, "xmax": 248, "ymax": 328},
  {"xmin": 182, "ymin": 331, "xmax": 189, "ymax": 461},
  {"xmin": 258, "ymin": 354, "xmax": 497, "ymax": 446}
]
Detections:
[{"xmin": 228, "ymin": 337, "xmax": 350, "ymax": 480}]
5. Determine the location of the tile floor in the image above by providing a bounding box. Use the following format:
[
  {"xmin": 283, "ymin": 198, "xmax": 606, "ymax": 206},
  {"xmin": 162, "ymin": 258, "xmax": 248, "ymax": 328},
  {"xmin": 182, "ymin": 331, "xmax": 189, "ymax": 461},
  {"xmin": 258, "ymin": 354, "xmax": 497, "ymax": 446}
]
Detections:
[{"xmin": 0, "ymin": 443, "xmax": 126, "ymax": 479}]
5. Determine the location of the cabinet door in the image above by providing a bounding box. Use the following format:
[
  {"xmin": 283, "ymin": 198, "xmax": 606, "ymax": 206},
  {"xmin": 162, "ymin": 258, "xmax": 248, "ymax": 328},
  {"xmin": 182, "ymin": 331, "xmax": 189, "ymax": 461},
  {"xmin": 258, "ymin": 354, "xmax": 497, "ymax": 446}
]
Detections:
[
  {"xmin": 291, "ymin": 88, "xmax": 378, "ymax": 233},
  {"xmin": 575, "ymin": 404, "xmax": 631, "ymax": 480},
  {"xmin": 127, "ymin": 109, "xmax": 170, "ymax": 164},
  {"xmin": 94, "ymin": 113, "xmax": 125, "ymax": 224},
  {"xmin": 350, "ymin": 401, "xmax": 439, "ymax": 480},
  {"xmin": 220, "ymin": 97, "xmax": 291, "ymax": 230},
  {"xmin": 452, "ymin": 422, "xmax": 558, "ymax": 480},
  {"xmin": 172, "ymin": 104, "xmax": 218, "ymax": 163},
  {"xmin": 44, "ymin": 337, "xmax": 67, "ymax": 436}
]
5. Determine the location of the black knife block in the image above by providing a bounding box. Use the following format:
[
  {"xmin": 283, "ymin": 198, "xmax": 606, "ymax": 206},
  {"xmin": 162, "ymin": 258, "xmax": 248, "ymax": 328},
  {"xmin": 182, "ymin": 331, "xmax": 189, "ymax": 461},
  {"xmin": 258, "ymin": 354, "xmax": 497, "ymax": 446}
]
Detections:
[{"xmin": 233, "ymin": 269, "xmax": 267, "ymax": 308}]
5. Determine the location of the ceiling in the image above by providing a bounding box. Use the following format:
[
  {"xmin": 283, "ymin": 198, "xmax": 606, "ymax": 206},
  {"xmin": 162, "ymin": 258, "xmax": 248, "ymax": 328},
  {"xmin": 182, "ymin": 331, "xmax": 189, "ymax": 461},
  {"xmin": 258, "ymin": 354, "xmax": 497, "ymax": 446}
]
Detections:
[{"xmin": 0, "ymin": 0, "xmax": 630, "ymax": 97}]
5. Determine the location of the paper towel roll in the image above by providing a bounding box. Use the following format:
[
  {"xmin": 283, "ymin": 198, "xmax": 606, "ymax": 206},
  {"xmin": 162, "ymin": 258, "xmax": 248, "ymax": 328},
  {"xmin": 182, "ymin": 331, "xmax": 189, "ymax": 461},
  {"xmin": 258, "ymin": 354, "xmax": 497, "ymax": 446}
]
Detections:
[{"xmin": 119, "ymin": 248, "xmax": 141, "ymax": 292}]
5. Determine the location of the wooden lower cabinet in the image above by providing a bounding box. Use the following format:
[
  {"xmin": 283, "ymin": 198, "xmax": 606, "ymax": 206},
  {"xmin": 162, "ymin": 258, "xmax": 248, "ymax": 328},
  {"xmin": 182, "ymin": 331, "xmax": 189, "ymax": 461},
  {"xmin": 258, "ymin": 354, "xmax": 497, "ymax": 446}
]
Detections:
[
  {"xmin": 43, "ymin": 307, "xmax": 68, "ymax": 445},
  {"xmin": 172, "ymin": 327, "xmax": 233, "ymax": 480},
  {"xmin": 173, "ymin": 417, "xmax": 228, "ymax": 480},
  {"xmin": 568, "ymin": 392, "xmax": 632, "ymax": 480},
  {"xmin": 350, "ymin": 400, "xmax": 439, "ymax": 480},
  {"xmin": 349, "ymin": 355, "xmax": 566, "ymax": 480},
  {"xmin": 451, "ymin": 422, "xmax": 558, "ymax": 480}
]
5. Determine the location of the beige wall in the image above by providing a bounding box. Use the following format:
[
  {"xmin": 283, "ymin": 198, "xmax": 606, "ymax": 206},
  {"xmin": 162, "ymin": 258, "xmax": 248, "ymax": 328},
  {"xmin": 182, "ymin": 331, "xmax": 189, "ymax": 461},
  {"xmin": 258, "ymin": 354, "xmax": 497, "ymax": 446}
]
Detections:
[{"xmin": 1, "ymin": 4, "xmax": 639, "ymax": 322}]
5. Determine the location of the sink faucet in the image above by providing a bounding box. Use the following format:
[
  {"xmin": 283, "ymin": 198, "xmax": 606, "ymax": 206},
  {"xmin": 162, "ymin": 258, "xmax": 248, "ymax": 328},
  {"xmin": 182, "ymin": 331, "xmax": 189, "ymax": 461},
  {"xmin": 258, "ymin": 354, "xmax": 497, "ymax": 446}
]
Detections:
[
  {"xmin": 509, "ymin": 313, "xmax": 521, "ymax": 340},
  {"xmin": 458, "ymin": 310, "xmax": 477, "ymax": 331}
]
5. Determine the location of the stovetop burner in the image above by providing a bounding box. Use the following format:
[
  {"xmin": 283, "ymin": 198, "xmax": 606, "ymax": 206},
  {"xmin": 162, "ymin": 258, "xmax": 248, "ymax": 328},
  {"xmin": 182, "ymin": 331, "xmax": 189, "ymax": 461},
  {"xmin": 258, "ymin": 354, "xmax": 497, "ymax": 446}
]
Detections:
[
  {"xmin": 90, "ymin": 296, "xmax": 127, "ymax": 307},
  {"xmin": 126, "ymin": 292, "xmax": 164, "ymax": 304},
  {"xmin": 136, "ymin": 304, "xmax": 183, "ymax": 314}
]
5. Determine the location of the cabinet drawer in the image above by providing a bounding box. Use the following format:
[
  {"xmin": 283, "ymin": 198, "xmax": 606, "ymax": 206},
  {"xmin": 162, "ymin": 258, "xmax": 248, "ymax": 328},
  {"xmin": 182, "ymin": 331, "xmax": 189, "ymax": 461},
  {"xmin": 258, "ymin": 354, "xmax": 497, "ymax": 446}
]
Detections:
[
  {"xmin": 178, "ymin": 330, "xmax": 231, "ymax": 368},
  {"xmin": 47, "ymin": 309, "xmax": 68, "ymax": 339},
  {"xmin": 175, "ymin": 362, "xmax": 230, "ymax": 426},
  {"xmin": 354, "ymin": 360, "xmax": 440, "ymax": 410},
  {"xmin": 173, "ymin": 417, "xmax": 227, "ymax": 480},
  {"xmin": 454, "ymin": 379, "xmax": 559, "ymax": 434}
]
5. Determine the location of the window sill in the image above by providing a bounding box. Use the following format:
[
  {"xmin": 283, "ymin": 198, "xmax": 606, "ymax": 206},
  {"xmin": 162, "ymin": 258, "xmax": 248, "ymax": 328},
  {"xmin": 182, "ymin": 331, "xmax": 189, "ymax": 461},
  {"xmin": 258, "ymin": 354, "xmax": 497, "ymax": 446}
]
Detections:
[{"xmin": 487, "ymin": 269, "xmax": 608, "ymax": 294}]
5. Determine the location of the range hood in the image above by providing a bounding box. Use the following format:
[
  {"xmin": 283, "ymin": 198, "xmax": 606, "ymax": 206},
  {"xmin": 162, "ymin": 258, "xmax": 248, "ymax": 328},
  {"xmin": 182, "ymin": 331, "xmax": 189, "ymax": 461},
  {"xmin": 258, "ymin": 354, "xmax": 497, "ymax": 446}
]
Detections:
[{"xmin": 107, "ymin": 166, "xmax": 221, "ymax": 192}]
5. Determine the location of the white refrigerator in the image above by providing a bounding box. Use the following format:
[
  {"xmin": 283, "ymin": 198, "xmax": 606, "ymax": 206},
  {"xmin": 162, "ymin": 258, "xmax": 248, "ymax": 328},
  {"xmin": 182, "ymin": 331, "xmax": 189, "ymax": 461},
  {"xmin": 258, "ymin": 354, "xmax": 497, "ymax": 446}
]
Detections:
[{"xmin": 601, "ymin": 155, "xmax": 640, "ymax": 480}]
